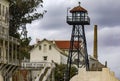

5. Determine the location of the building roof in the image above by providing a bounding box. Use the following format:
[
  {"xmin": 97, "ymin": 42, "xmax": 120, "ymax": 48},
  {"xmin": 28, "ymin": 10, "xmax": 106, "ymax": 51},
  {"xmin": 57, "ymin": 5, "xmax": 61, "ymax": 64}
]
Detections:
[
  {"xmin": 30, "ymin": 39, "xmax": 69, "ymax": 56},
  {"xmin": 54, "ymin": 41, "xmax": 81, "ymax": 49},
  {"xmin": 70, "ymin": 5, "xmax": 87, "ymax": 13},
  {"xmin": 55, "ymin": 41, "xmax": 70, "ymax": 49},
  {"xmin": 36, "ymin": 39, "xmax": 81, "ymax": 49}
]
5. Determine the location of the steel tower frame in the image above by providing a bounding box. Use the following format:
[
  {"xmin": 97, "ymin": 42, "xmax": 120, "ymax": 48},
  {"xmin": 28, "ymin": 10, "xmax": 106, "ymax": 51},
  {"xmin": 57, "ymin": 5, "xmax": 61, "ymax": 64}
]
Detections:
[
  {"xmin": 65, "ymin": 2, "xmax": 90, "ymax": 81},
  {"xmin": 65, "ymin": 25, "xmax": 89, "ymax": 81}
]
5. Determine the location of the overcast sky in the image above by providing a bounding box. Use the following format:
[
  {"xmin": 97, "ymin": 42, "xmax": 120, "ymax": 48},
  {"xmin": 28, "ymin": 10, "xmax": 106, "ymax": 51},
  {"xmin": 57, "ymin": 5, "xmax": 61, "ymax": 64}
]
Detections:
[{"xmin": 27, "ymin": 0, "xmax": 120, "ymax": 79}]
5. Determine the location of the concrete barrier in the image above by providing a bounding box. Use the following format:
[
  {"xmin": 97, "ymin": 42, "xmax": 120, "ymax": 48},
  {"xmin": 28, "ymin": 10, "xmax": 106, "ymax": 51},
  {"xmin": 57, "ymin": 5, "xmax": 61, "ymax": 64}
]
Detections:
[{"xmin": 70, "ymin": 68, "xmax": 120, "ymax": 81}]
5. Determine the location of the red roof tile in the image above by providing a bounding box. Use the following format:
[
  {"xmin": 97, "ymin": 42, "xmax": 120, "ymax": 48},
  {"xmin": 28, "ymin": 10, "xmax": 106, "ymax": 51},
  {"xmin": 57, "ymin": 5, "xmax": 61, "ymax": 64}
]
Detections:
[
  {"xmin": 37, "ymin": 39, "xmax": 81, "ymax": 49},
  {"xmin": 55, "ymin": 41, "xmax": 70, "ymax": 49},
  {"xmin": 55, "ymin": 41, "xmax": 81, "ymax": 49},
  {"xmin": 70, "ymin": 6, "xmax": 87, "ymax": 13}
]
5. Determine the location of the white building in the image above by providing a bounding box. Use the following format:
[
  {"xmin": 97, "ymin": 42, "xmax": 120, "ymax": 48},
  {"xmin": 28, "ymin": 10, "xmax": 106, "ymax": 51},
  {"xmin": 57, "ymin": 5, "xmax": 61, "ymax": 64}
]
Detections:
[{"xmin": 30, "ymin": 39, "xmax": 68, "ymax": 64}]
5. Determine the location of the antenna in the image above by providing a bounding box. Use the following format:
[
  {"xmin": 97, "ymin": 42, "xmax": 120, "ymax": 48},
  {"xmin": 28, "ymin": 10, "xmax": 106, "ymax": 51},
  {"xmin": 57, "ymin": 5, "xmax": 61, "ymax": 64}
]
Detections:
[
  {"xmin": 67, "ymin": 7, "xmax": 70, "ymax": 16},
  {"xmin": 78, "ymin": 2, "xmax": 81, "ymax": 6}
]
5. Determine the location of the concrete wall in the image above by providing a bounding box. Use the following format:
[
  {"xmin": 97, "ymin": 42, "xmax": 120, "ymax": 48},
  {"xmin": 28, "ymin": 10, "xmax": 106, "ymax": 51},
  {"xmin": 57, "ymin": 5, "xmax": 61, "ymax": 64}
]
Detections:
[{"xmin": 70, "ymin": 68, "xmax": 120, "ymax": 81}]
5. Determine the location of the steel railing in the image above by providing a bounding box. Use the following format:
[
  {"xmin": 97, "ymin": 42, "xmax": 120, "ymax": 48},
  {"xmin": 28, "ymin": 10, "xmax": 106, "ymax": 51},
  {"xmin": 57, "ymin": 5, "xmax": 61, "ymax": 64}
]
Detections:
[
  {"xmin": 0, "ymin": 33, "xmax": 19, "ymax": 44},
  {"xmin": 67, "ymin": 16, "xmax": 90, "ymax": 23},
  {"xmin": 21, "ymin": 62, "xmax": 51, "ymax": 69}
]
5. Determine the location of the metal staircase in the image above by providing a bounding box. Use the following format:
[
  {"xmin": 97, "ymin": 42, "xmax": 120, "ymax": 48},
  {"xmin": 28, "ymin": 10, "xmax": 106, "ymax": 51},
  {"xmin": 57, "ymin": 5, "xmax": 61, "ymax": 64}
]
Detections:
[{"xmin": 35, "ymin": 62, "xmax": 55, "ymax": 81}]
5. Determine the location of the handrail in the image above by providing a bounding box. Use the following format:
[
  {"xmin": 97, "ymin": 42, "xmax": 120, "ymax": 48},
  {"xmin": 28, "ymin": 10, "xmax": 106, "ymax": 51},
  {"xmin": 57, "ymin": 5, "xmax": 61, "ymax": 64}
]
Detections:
[
  {"xmin": 0, "ymin": 33, "xmax": 8, "ymax": 40},
  {"xmin": 67, "ymin": 16, "xmax": 90, "ymax": 23},
  {"xmin": 0, "ymin": 33, "xmax": 19, "ymax": 44},
  {"xmin": 9, "ymin": 36, "xmax": 19, "ymax": 44},
  {"xmin": 35, "ymin": 63, "xmax": 48, "ymax": 81},
  {"xmin": 34, "ymin": 62, "xmax": 55, "ymax": 81},
  {"xmin": 43, "ymin": 63, "xmax": 55, "ymax": 81},
  {"xmin": 21, "ymin": 62, "xmax": 50, "ymax": 69}
]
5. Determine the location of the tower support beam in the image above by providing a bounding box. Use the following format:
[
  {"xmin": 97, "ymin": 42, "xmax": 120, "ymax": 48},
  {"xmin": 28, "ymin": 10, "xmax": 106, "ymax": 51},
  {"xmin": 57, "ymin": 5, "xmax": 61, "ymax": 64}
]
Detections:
[{"xmin": 66, "ymin": 25, "xmax": 89, "ymax": 81}]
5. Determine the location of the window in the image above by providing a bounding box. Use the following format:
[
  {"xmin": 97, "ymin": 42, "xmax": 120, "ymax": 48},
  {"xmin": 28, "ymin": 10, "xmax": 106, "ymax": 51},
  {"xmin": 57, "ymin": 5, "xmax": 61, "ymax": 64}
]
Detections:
[
  {"xmin": 81, "ymin": 12, "xmax": 84, "ymax": 17},
  {"xmin": 76, "ymin": 12, "xmax": 80, "ymax": 16},
  {"xmin": 0, "ymin": 47, "xmax": 1, "ymax": 58},
  {"xmin": 43, "ymin": 44, "xmax": 47, "ymax": 52},
  {"xmin": 43, "ymin": 56, "xmax": 47, "ymax": 61},
  {"xmin": 39, "ymin": 45, "xmax": 41, "ymax": 50},
  {"xmin": 2, "ymin": 27, "xmax": 4, "ymax": 34},
  {"xmin": 0, "ymin": 4, "xmax": 1, "ymax": 15},
  {"xmin": 5, "ymin": 7, "xmax": 8, "ymax": 23},
  {"xmin": 49, "ymin": 45, "xmax": 51, "ymax": 50},
  {"xmin": 6, "ymin": 48, "xmax": 8, "ymax": 59},
  {"xmin": 3, "ymin": 5, "xmax": 4, "ymax": 16}
]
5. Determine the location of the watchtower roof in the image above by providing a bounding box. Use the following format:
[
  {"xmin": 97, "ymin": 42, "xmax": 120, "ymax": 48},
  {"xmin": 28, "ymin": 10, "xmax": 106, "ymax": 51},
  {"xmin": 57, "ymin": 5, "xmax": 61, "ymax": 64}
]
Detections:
[{"xmin": 70, "ymin": 5, "xmax": 87, "ymax": 13}]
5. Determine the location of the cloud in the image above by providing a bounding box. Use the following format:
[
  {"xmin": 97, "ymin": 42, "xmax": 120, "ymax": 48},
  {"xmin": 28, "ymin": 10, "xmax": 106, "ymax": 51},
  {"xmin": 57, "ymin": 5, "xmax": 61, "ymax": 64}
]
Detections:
[
  {"xmin": 88, "ymin": 0, "xmax": 120, "ymax": 27},
  {"xmin": 98, "ymin": 26, "xmax": 120, "ymax": 47}
]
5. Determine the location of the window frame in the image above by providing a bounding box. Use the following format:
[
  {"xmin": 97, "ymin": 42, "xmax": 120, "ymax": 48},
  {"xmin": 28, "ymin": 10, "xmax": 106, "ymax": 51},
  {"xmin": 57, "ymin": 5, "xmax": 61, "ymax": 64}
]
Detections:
[{"xmin": 43, "ymin": 56, "xmax": 47, "ymax": 61}]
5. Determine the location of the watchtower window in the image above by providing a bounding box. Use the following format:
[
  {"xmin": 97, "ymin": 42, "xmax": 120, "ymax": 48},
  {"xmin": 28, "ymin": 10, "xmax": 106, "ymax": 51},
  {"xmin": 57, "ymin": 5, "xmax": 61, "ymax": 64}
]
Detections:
[
  {"xmin": 72, "ymin": 13, "xmax": 76, "ymax": 17},
  {"xmin": 85, "ymin": 13, "xmax": 88, "ymax": 17},
  {"xmin": 81, "ymin": 12, "xmax": 84, "ymax": 17},
  {"xmin": 76, "ymin": 12, "xmax": 80, "ymax": 16}
]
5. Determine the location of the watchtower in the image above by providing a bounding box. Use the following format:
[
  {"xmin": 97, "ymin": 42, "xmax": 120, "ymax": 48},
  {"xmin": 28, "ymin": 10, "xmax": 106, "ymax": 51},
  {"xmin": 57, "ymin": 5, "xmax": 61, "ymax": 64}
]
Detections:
[{"xmin": 65, "ymin": 2, "xmax": 90, "ymax": 81}]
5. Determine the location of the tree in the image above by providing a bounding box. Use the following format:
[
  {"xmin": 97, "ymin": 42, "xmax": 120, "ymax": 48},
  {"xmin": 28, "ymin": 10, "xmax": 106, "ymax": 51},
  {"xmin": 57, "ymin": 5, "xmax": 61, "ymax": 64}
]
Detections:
[
  {"xmin": 9, "ymin": 0, "xmax": 46, "ymax": 38},
  {"xmin": 54, "ymin": 64, "xmax": 78, "ymax": 81},
  {"xmin": 8, "ymin": 0, "xmax": 46, "ymax": 59}
]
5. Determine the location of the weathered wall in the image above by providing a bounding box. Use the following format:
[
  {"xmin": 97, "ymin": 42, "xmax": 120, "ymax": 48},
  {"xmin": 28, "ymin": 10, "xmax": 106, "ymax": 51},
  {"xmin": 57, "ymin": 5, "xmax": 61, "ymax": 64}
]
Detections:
[
  {"xmin": 0, "ymin": 71, "xmax": 3, "ymax": 81},
  {"xmin": 70, "ymin": 68, "xmax": 120, "ymax": 81}
]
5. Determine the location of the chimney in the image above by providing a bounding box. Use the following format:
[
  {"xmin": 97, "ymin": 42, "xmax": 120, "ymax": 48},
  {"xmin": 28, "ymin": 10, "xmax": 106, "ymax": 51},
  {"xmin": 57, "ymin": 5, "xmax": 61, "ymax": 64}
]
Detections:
[
  {"xmin": 93, "ymin": 25, "xmax": 98, "ymax": 59},
  {"xmin": 105, "ymin": 61, "xmax": 107, "ymax": 67}
]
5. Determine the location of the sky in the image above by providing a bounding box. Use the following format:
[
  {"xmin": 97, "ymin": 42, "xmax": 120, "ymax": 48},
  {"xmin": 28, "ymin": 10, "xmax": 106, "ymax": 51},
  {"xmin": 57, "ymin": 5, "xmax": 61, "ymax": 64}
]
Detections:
[{"xmin": 27, "ymin": 0, "xmax": 120, "ymax": 79}]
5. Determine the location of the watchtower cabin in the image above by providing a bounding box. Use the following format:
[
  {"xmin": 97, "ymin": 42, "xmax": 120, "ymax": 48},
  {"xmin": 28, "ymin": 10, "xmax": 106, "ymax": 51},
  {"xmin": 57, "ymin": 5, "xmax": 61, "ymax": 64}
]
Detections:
[
  {"xmin": 0, "ymin": 0, "xmax": 20, "ymax": 80},
  {"xmin": 67, "ymin": 2, "xmax": 90, "ymax": 25}
]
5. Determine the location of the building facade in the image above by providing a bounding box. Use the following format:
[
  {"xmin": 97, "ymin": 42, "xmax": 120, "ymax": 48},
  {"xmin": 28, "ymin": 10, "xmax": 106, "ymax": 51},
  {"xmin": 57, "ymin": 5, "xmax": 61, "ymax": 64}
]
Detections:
[
  {"xmin": 0, "ymin": 0, "xmax": 20, "ymax": 81},
  {"xmin": 30, "ymin": 39, "xmax": 68, "ymax": 64}
]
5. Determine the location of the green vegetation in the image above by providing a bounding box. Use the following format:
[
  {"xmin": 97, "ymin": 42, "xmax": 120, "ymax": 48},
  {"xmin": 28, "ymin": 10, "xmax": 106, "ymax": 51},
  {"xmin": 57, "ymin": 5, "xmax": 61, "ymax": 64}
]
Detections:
[
  {"xmin": 9, "ymin": 0, "xmax": 46, "ymax": 38},
  {"xmin": 8, "ymin": 0, "xmax": 46, "ymax": 59},
  {"xmin": 54, "ymin": 64, "xmax": 78, "ymax": 81}
]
